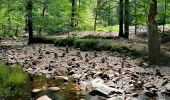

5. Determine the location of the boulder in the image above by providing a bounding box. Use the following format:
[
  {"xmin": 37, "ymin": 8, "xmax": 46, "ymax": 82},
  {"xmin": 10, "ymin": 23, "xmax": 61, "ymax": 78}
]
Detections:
[
  {"xmin": 36, "ymin": 95, "xmax": 52, "ymax": 100},
  {"xmin": 165, "ymin": 83, "xmax": 170, "ymax": 92},
  {"xmin": 90, "ymin": 78, "xmax": 124, "ymax": 98}
]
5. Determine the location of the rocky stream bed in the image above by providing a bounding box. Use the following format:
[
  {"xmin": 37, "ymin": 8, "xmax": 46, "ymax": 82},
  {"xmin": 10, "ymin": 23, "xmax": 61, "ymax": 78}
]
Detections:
[{"xmin": 1, "ymin": 40, "xmax": 170, "ymax": 100}]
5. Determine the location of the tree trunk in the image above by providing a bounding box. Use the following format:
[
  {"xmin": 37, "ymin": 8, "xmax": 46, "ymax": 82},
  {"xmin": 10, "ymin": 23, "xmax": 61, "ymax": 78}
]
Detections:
[
  {"xmin": 163, "ymin": 0, "xmax": 167, "ymax": 34},
  {"xmin": 148, "ymin": 0, "xmax": 160, "ymax": 64},
  {"xmin": 124, "ymin": 0, "xmax": 129, "ymax": 39},
  {"xmin": 94, "ymin": 9, "xmax": 98, "ymax": 31},
  {"xmin": 27, "ymin": 0, "xmax": 33, "ymax": 44},
  {"xmin": 39, "ymin": 2, "xmax": 47, "ymax": 34},
  {"xmin": 107, "ymin": 3, "xmax": 111, "ymax": 26},
  {"xmin": 119, "ymin": 0, "xmax": 124, "ymax": 37},
  {"xmin": 71, "ymin": 0, "xmax": 77, "ymax": 28},
  {"xmin": 134, "ymin": 0, "xmax": 137, "ymax": 34},
  {"xmin": 94, "ymin": 0, "xmax": 100, "ymax": 31}
]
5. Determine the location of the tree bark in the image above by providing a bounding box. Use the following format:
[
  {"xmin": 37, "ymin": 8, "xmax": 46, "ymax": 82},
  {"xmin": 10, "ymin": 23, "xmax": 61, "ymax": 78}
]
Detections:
[
  {"xmin": 148, "ymin": 0, "xmax": 160, "ymax": 64},
  {"xmin": 119, "ymin": 0, "xmax": 124, "ymax": 37},
  {"xmin": 27, "ymin": 0, "xmax": 33, "ymax": 44},
  {"xmin": 94, "ymin": 0, "xmax": 100, "ymax": 31},
  {"xmin": 163, "ymin": 0, "xmax": 167, "ymax": 34},
  {"xmin": 71, "ymin": 0, "xmax": 77, "ymax": 28},
  {"xmin": 124, "ymin": 0, "xmax": 129, "ymax": 39},
  {"xmin": 134, "ymin": 0, "xmax": 137, "ymax": 34},
  {"xmin": 39, "ymin": 2, "xmax": 47, "ymax": 34}
]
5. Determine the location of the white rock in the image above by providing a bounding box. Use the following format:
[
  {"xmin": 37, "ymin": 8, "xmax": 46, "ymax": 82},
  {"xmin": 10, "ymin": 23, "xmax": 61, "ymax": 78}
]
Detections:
[
  {"xmin": 90, "ymin": 78, "xmax": 124, "ymax": 97},
  {"xmin": 32, "ymin": 88, "xmax": 42, "ymax": 93},
  {"xmin": 48, "ymin": 87, "xmax": 60, "ymax": 91},
  {"xmin": 36, "ymin": 95, "xmax": 52, "ymax": 100},
  {"xmin": 165, "ymin": 83, "xmax": 170, "ymax": 91}
]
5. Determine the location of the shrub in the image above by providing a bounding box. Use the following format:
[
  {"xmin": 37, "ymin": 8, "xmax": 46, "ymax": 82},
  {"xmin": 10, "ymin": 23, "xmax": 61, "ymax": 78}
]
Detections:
[
  {"xmin": 54, "ymin": 37, "xmax": 75, "ymax": 47},
  {"xmin": 74, "ymin": 39, "xmax": 99, "ymax": 51},
  {"xmin": 33, "ymin": 35, "xmax": 56, "ymax": 44}
]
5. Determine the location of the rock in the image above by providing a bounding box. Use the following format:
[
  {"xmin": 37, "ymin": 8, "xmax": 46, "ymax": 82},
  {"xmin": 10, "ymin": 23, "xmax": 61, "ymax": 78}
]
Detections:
[
  {"xmin": 48, "ymin": 87, "xmax": 60, "ymax": 91},
  {"xmin": 144, "ymin": 90, "xmax": 157, "ymax": 97},
  {"xmin": 61, "ymin": 53, "xmax": 66, "ymax": 57},
  {"xmin": 90, "ymin": 78, "xmax": 124, "ymax": 98},
  {"xmin": 154, "ymin": 78, "xmax": 164, "ymax": 88},
  {"xmin": 165, "ymin": 83, "xmax": 170, "ymax": 92},
  {"xmin": 36, "ymin": 95, "xmax": 52, "ymax": 100},
  {"xmin": 55, "ymin": 76, "xmax": 69, "ymax": 82},
  {"xmin": 144, "ymin": 83, "xmax": 156, "ymax": 90},
  {"xmin": 32, "ymin": 60, "xmax": 39, "ymax": 66},
  {"xmin": 54, "ymin": 53, "xmax": 58, "ymax": 59},
  {"xmin": 76, "ymin": 63, "xmax": 80, "ymax": 67},
  {"xmin": 45, "ymin": 51, "xmax": 50, "ymax": 54},
  {"xmin": 68, "ymin": 70, "xmax": 75, "ymax": 75},
  {"xmin": 132, "ymin": 93, "xmax": 138, "ymax": 97},
  {"xmin": 107, "ymin": 96, "xmax": 124, "ymax": 100},
  {"xmin": 32, "ymin": 88, "xmax": 42, "ymax": 93}
]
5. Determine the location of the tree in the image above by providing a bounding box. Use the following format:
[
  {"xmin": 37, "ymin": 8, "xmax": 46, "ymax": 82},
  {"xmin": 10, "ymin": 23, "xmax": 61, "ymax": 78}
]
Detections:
[
  {"xmin": 71, "ymin": 0, "xmax": 77, "ymax": 28},
  {"xmin": 163, "ymin": 0, "xmax": 167, "ymax": 34},
  {"xmin": 38, "ymin": 0, "xmax": 48, "ymax": 34},
  {"xmin": 119, "ymin": 0, "xmax": 124, "ymax": 37},
  {"xmin": 148, "ymin": 0, "xmax": 160, "ymax": 64},
  {"xmin": 94, "ymin": 0, "xmax": 100, "ymax": 31},
  {"xmin": 124, "ymin": 0, "xmax": 129, "ymax": 38},
  {"xmin": 26, "ymin": 0, "xmax": 33, "ymax": 43}
]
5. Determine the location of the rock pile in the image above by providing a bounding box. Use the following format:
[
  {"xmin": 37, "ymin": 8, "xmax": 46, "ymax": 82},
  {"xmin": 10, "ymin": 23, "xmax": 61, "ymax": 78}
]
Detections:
[{"xmin": 1, "ymin": 44, "xmax": 170, "ymax": 99}]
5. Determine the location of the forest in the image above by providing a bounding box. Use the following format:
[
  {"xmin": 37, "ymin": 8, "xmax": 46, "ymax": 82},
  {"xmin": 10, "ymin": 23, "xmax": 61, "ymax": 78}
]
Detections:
[{"xmin": 0, "ymin": 0, "xmax": 170, "ymax": 100}]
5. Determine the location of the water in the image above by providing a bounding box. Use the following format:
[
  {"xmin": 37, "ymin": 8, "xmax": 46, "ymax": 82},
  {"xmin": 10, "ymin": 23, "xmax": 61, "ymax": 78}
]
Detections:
[{"xmin": 3, "ymin": 75, "xmax": 83, "ymax": 100}]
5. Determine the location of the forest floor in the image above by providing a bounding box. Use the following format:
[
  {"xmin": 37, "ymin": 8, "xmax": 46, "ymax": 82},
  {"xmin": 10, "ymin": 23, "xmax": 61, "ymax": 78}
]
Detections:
[{"xmin": 1, "ymin": 33, "xmax": 170, "ymax": 100}]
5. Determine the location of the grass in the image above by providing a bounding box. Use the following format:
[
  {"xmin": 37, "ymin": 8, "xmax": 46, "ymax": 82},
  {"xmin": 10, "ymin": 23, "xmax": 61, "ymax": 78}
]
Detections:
[
  {"xmin": 96, "ymin": 25, "xmax": 119, "ymax": 32},
  {"xmin": 33, "ymin": 35, "xmax": 147, "ymax": 58}
]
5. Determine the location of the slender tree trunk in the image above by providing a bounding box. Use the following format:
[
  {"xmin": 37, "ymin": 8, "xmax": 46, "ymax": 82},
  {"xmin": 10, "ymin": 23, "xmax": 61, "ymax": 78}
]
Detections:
[
  {"xmin": 148, "ymin": 0, "xmax": 160, "ymax": 64},
  {"xmin": 119, "ymin": 0, "xmax": 124, "ymax": 37},
  {"xmin": 124, "ymin": 0, "xmax": 129, "ymax": 39},
  {"xmin": 163, "ymin": 0, "xmax": 167, "ymax": 34},
  {"xmin": 107, "ymin": 3, "xmax": 111, "ymax": 26},
  {"xmin": 25, "ymin": 17, "xmax": 28, "ymax": 32},
  {"xmin": 27, "ymin": 0, "xmax": 33, "ymax": 44},
  {"xmin": 94, "ymin": 9, "xmax": 98, "ymax": 31},
  {"xmin": 94, "ymin": 0, "xmax": 99, "ymax": 31},
  {"xmin": 134, "ymin": 0, "xmax": 137, "ymax": 34},
  {"xmin": 39, "ymin": 2, "xmax": 47, "ymax": 34},
  {"xmin": 76, "ymin": 0, "xmax": 81, "ymax": 26},
  {"xmin": 71, "ymin": 0, "xmax": 77, "ymax": 28}
]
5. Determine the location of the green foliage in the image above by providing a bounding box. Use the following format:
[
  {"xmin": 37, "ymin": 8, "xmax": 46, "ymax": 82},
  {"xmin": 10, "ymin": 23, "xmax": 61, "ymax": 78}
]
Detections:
[
  {"xmin": 0, "ymin": 0, "xmax": 169, "ymax": 38},
  {"xmin": 96, "ymin": 25, "xmax": 119, "ymax": 32},
  {"xmin": 0, "ymin": 61, "xmax": 27, "ymax": 97}
]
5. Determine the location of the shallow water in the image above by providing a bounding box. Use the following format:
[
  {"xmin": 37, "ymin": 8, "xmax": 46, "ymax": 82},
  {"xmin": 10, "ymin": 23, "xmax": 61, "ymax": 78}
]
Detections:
[{"xmin": 3, "ymin": 75, "xmax": 83, "ymax": 100}]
